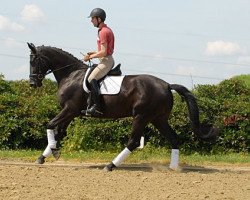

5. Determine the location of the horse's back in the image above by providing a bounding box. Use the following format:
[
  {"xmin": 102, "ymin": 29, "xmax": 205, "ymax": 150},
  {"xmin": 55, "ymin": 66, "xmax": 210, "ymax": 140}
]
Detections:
[
  {"xmin": 122, "ymin": 74, "xmax": 170, "ymax": 95},
  {"xmin": 102, "ymin": 74, "xmax": 173, "ymax": 118}
]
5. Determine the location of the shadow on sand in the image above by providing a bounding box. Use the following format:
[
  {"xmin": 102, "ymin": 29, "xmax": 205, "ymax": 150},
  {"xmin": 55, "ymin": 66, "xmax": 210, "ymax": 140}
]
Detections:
[
  {"xmin": 0, "ymin": 161, "xmax": 248, "ymax": 174},
  {"xmin": 86, "ymin": 163, "xmax": 234, "ymax": 174}
]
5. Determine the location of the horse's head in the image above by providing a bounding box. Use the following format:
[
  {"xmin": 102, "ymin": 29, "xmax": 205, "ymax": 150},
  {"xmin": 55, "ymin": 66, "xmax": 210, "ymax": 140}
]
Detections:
[{"xmin": 27, "ymin": 43, "xmax": 51, "ymax": 88}]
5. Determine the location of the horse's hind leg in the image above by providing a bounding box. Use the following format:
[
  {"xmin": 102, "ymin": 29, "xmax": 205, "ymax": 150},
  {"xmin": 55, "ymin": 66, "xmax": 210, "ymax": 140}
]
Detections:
[
  {"xmin": 152, "ymin": 116, "xmax": 180, "ymax": 170},
  {"xmin": 104, "ymin": 115, "xmax": 148, "ymax": 171}
]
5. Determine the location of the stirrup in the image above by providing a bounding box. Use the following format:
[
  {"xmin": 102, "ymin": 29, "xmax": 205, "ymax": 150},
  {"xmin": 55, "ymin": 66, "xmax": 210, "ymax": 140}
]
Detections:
[{"xmin": 83, "ymin": 105, "xmax": 103, "ymax": 116}]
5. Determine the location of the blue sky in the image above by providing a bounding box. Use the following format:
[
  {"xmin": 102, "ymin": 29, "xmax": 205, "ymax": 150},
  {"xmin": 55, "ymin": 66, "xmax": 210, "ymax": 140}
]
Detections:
[{"xmin": 1, "ymin": 0, "xmax": 250, "ymax": 88}]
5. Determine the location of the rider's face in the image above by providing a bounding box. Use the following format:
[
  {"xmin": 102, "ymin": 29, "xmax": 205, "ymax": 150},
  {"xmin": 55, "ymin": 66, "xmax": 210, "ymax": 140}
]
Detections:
[{"xmin": 91, "ymin": 17, "xmax": 99, "ymax": 27}]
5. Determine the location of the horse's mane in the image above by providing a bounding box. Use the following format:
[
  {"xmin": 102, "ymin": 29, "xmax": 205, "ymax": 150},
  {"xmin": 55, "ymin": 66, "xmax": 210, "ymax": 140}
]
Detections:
[{"xmin": 37, "ymin": 45, "xmax": 88, "ymax": 70}]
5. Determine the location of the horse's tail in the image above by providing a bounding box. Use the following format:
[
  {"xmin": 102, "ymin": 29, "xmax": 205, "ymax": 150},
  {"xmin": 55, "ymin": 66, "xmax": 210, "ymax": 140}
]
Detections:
[{"xmin": 169, "ymin": 84, "xmax": 218, "ymax": 141}]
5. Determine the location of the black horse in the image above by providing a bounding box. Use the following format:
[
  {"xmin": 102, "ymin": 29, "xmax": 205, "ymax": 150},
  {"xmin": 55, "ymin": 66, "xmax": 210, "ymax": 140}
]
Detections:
[{"xmin": 28, "ymin": 43, "xmax": 218, "ymax": 171}]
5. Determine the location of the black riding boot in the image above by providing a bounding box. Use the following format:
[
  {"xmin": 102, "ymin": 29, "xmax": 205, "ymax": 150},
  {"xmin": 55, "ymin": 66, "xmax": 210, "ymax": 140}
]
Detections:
[{"xmin": 85, "ymin": 79, "xmax": 102, "ymax": 116}]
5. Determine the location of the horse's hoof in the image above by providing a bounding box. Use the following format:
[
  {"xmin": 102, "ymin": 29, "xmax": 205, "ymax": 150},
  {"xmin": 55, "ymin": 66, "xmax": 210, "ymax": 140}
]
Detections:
[
  {"xmin": 103, "ymin": 166, "xmax": 112, "ymax": 172},
  {"xmin": 52, "ymin": 148, "xmax": 61, "ymax": 160},
  {"xmin": 169, "ymin": 165, "xmax": 182, "ymax": 172},
  {"xmin": 103, "ymin": 163, "xmax": 116, "ymax": 172},
  {"xmin": 35, "ymin": 155, "xmax": 45, "ymax": 164}
]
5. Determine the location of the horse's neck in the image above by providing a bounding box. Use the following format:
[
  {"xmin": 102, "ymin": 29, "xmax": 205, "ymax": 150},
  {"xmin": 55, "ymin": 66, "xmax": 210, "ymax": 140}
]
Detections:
[
  {"xmin": 52, "ymin": 63, "xmax": 78, "ymax": 83},
  {"xmin": 42, "ymin": 47, "xmax": 87, "ymax": 85},
  {"xmin": 52, "ymin": 61, "xmax": 87, "ymax": 85}
]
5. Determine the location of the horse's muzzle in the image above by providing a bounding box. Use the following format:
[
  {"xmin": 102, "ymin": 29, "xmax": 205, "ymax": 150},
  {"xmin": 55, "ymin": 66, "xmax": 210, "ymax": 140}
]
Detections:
[
  {"xmin": 29, "ymin": 76, "xmax": 42, "ymax": 88},
  {"xmin": 30, "ymin": 75, "xmax": 42, "ymax": 88},
  {"xmin": 30, "ymin": 82, "xmax": 37, "ymax": 88}
]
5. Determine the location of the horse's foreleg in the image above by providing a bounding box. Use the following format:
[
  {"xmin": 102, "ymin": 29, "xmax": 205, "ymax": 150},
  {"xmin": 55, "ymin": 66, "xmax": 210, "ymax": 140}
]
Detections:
[
  {"xmin": 152, "ymin": 117, "xmax": 180, "ymax": 170},
  {"xmin": 36, "ymin": 128, "xmax": 58, "ymax": 164},
  {"xmin": 104, "ymin": 115, "xmax": 147, "ymax": 171},
  {"xmin": 36, "ymin": 108, "xmax": 74, "ymax": 164},
  {"xmin": 43, "ymin": 129, "xmax": 58, "ymax": 157}
]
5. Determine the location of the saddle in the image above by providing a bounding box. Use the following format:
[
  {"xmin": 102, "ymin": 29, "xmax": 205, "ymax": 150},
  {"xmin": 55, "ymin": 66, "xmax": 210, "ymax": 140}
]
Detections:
[
  {"xmin": 84, "ymin": 63, "xmax": 122, "ymax": 91},
  {"xmin": 107, "ymin": 63, "xmax": 122, "ymax": 76},
  {"xmin": 83, "ymin": 63, "xmax": 125, "ymax": 95}
]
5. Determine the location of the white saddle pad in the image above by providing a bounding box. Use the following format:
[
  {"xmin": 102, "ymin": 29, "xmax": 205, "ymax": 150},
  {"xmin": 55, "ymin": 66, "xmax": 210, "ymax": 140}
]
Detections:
[{"xmin": 83, "ymin": 68, "xmax": 125, "ymax": 95}]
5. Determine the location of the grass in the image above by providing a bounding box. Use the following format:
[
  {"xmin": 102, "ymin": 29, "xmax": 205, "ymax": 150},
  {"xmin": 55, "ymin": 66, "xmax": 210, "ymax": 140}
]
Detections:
[{"xmin": 0, "ymin": 148, "xmax": 249, "ymax": 167}]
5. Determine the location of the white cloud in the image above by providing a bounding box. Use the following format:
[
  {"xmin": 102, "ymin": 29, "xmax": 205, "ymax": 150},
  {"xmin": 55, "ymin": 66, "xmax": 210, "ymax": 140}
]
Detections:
[
  {"xmin": 21, "ymin": 4, "xmax": 45, "ymax": 23},
  {"xmin": 205, "ymin": 40, "xmax": 244, "ymax": 56},
  {"xmin": 0, "ymin": 15, "xmax": 25, "ymax": 32}
]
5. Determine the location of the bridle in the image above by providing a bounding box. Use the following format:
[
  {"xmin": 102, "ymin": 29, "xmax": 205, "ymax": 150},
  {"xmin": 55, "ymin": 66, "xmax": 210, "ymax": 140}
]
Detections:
[
  {"xmin": 29, "ymin": 53, "xmax": 50, "ymax": 82},
  {"xmin": 29, "ymin": 53, "xmax": 80, "ymax": 83}
]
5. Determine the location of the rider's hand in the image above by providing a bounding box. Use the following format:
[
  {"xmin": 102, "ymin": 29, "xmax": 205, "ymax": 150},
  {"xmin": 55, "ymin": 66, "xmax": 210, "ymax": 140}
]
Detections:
[
  {"xmin": 87, "ymin": 51, "xmax": 95, "ymax": 55},
  {"xmin": 83, "ymin": 54, "xmax": 90, "ymax": 62}
]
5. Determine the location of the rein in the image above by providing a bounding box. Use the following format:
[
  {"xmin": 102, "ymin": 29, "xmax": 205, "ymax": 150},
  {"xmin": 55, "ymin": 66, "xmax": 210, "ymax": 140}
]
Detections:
[
  {"xmin": 45, "ymin": 62, "xmax": 80, "ymax": 76},
  {"xmin": 32, "ymin": 51, "xmax": 89, "ymax": 81}
]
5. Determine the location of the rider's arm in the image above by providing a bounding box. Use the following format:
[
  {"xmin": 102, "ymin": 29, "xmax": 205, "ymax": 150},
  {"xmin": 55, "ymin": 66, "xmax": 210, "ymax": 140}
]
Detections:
[{"xmin": 84, "ymin": 43, "xmax": 107, "ymax": 61}]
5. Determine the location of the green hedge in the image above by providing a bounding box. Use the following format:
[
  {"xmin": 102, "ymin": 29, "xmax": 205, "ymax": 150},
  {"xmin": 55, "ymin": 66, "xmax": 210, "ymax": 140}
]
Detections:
[
  {"xmin": 0, "ymin": 73, "xmax": 249, "ymax": 153},
  {"xmin": 0, "ymin": 75, "xmax": 59, "ymax": 149},
  {"xmin": 194, "ymin": 78, "xmax": 249, "ymax": 153}
]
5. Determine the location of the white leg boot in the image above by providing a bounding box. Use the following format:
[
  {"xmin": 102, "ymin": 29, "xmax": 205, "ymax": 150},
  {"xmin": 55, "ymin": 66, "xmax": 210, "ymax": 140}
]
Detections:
[
  {"xmin": 112, "ymin": 147, "xmax": 131, "ymax": 167},
  {"xmin": 169, "ymin": 149, "xmax": 179, "ymax": 170},
  {"xmin": 42, "ymin": 129, "xmax": 57, "ymax": 157}
]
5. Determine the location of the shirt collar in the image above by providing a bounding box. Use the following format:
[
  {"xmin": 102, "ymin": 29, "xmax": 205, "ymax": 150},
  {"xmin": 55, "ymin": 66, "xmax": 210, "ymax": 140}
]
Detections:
[{"xmin": 98, "ymin": 23, "xmax": 107, "ymax": 30}]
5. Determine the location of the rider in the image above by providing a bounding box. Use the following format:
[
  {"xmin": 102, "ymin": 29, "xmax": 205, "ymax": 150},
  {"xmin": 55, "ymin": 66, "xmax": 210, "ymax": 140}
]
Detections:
[{"xmin": 83, "ymin": 8, "xmax": 115, "ymax": 116}]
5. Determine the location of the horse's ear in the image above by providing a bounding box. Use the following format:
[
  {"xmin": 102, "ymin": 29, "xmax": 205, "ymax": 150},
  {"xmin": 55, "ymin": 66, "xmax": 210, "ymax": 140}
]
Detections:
[{"xmin": 27, "ymin": 42, "xmax": 37, "ymax": 54}]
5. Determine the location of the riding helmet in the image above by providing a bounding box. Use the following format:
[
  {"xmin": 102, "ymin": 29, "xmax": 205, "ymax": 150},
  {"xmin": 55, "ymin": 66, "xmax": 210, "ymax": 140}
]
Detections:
[{"xmin": 88, "ymin": 8, "xmax": 106, "ymax": 22}]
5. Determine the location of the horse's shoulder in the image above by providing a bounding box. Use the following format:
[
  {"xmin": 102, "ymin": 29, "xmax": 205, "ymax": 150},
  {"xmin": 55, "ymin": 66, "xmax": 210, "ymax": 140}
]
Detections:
[{"xmin": 58, "ymin": 73, "xmax": 83, "ymax": 92}]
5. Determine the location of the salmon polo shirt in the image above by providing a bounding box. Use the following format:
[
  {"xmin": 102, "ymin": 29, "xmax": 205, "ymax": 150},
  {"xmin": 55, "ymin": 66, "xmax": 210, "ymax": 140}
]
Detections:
[{"xmin": 97, "ymin": 24, "xmax": 115, "ymax": 56}]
